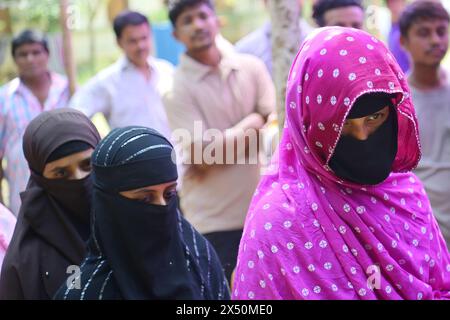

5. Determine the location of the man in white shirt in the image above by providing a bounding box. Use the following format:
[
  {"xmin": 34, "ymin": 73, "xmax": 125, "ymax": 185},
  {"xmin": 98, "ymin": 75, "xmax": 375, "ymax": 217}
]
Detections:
[
  {"xmin": 70, "ymin": 11, "xmax": 173, "ymax": 139},
  {"xmin": 235, "ymin": 0, "xmax": 314, "ymax": 77}
]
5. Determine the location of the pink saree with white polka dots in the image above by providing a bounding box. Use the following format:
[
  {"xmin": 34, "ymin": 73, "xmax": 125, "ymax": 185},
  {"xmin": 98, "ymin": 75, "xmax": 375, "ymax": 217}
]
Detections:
[{"xmin": 234, "ymin": 27, "xmax": 450, "ymax": 300}]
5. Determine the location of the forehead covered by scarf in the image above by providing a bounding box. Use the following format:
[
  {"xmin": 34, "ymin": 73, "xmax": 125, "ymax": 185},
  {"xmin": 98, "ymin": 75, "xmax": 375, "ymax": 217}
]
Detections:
[
  {"xmin": 92, "ymin": 126, "xmax": 178, "ymax": 192},
  {"xmin": 22, "ymin": 108, "xmax": 101, "ymax": 174},
  {"xmin": 285, "ymin": 27, "xmax": 421, "ymax": 177}
]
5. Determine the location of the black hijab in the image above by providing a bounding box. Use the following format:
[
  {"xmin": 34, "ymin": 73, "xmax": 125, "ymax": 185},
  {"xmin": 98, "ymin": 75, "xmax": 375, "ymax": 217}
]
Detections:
[
  {"xmin": 0, "ymin": 108, "xmax": 101, "ymax": 299},
  {"xmin": 59, "ymin": 126, "xmax": 229, "ymax": 300},
  {"xmin": 329, "ymin": 92, "xmax": 398, "ymax": 185}
]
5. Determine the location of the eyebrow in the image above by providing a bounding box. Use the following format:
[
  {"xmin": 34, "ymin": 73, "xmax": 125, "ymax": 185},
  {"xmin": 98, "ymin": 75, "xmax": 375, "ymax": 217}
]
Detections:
[
  {"xmin": 131, "ymin": 183, "xmax": 178, "ymax": 194},
  {"xmin": 50, "ymin": 166, "xmax": 69, "ymax": 173}
]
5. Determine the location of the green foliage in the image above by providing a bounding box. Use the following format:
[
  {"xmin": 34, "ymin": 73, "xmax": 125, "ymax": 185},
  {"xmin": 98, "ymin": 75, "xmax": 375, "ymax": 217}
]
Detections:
[{"xmin": 3, "ymin": 0, "xmax": 61, "ymax": 33}]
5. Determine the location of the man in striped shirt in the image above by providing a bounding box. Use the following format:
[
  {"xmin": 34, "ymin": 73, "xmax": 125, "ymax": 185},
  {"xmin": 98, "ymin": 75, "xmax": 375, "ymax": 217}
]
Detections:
[{"xmin": 0, "ymin": 30, "xmax": 69, "ymax": 214}]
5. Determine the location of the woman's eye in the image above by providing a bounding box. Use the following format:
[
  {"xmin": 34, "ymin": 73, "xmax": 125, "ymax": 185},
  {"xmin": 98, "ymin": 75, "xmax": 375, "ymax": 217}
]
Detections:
[
  {"xmin": 368, "ymin": 113, "xmax": 381, "ymax": 121},
  {"xmin": 55, "ymin": 169, "xmax": 67, "ymax": 178},
  {"xmin": 140, "ymin": 195, "xmax": 153, "ymax": 204},
  {"xmin": 81, "ymin": 163, "xmax": 92, "ymax": 172},
  {"xmin": 165, "ymin": 190, "xmax": 177, "ymax": 200}
]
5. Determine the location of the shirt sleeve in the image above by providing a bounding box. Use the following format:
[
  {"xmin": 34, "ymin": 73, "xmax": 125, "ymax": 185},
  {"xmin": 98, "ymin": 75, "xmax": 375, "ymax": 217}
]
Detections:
[
  {"xmin": 252, "ymin": 58, "xmax": 276, "ymax": 117},
  {"xmin": 69, "ymin": 75, "xmax": 112, "ymax": 120},
  {"xmin": 0, "ymin": 92, "xmax": 7, "ymax": 160},
  {"xmin": 163, "ymin": 80, "xmax": 206, "ymax": 161}
]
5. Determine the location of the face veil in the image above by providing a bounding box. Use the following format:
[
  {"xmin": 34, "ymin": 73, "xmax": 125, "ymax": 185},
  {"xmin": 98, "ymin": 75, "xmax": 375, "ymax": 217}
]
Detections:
[
  {"xmin": 88, "ymin": 126, "xmax": 225, "ymax": 299},
  {"xmin": 329, "ymin": 93, "xmax": 398, "ymax": 185}
]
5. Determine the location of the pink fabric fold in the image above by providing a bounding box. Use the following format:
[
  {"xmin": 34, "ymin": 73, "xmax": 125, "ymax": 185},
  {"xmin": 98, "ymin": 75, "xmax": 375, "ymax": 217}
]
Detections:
[
  {"xmin": 234, "ymin": 27, "xmax": 450, "ymax": 300},
  {"xmin": 0, "ymin": 203, "xmax": 16, "ymax": 271}
]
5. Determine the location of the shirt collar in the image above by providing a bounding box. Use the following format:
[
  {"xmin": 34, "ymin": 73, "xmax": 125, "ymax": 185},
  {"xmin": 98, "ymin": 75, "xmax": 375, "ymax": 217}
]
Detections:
[
  {"xmin": 119, "ymin": 55, "xmax": 156, "ymax": 73},
  {"xmin": 11, "ymin": 72, "xmax": 64, "ymax": 96},
  {"xmin": 179, "ymin": 47, "xmax": 240, "ymax": 82}
]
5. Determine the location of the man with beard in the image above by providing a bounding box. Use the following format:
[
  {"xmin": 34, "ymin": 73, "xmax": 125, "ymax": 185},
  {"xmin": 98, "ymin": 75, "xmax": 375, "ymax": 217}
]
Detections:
[{"xmin": 400, "ymin": 0, "xmax": 450, "ymax": 247}]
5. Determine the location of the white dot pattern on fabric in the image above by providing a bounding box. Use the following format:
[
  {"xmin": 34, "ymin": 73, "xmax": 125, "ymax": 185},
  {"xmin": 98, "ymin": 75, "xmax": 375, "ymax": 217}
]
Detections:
[
  {"xmin": 290, "ymin": 101, "xmax": 296, "ymax": 109},
  {"xmin": 348, "ymin": 73, "xmax": 357, "ymax": 81},
  {"xmin": 293, "ymin": 266, "xmax": 300, "ymax": 274},
  {"xmin": 318, "ymin": 69, "xmax": 324, "ymax": 78},
  {"xmin": 308, "ymin": 264, "xmax": 315, "ymax": 272},
  {"xmin": 356, "ymin": 206, "xmax": 366, "ymax": 214},
  {"xmin": 340, "ymin": 49, "xmax": 348, "ymax": 56},
  {"xmin": 367, "ymin": 81, "xmax": 373, "ymax": 88},
  {"xmin": 318, "ymin": 122, "xmax": 325, "ymax": 131},
  {"xmin": 320, "ymin": 48, "xmax": 327, "ymax": 55},
  {"xmin": 287, "ymin": 242, "xmax": 294, "ymax": 250},
  {"xmin": 264, "ymin": 222, "xmax": 272, "ymax": 231},
  {"xmin": 259, "ymin": 280, "xmax": 266, "ymax": 288},
  {"xmin": 302, "ymin": 288, "xmax": 310, "ymax": 297},
  {"xmin": 319, "ymin": 240, "xmax": 328, "ymax": 248},
  {"xmin": 284, "ymin": 221, "xmax": 292, "ymax": 228},
  {"xmin": 333, "ymin": 124, "xmax": 339, "ymax": 132},
  {"xmin": 306, "ymin": 96, "xmax": 310, "ymax": 104},
  {"xmin": 248, "ymin": 261, "xmax": 255, "ymax": 269},
  {"xmin": 305, "ymin": 242, "xmax": 313, "ymax": 250},
  {"xmin": 311, "ymin": 203, "xmax": 318, "ymax": 211},
  {"xmin": 317, "ymin": 95, "xmax": 323, "ymax": 104},
  {"xmin": 333, "ymin": 69, "xmax": 340, "ymax": 78},
  {"xmin": 257, "ymin": 250, "xmax": 264, "ymax": 259},
  {"xmin": 359, "ymin": 57, "xmax": 367, "ymax": 64},
  {"xmin": 367, "ymin": 44, "xmax": 374, "ymax": 50},
  {"xmin": 324, "ymin": 262, "xmax": 332, "ymax": 270},
  {"xmin": 297, "ymin": 85, "xmax": 302, "ymax": 93},
  {"xmin": 330, "ymin": 96, "xmax": 337, "ymax": 105},
  {"xmin": 271, "ymin": 245, "xmax": 278, "ymax": 253},
  {"xmin": 344, "ymin": 97, "xmax": 351, "ymax": 106},
  {"xmin": 375, "ymin": 68, "xmax": 381, "ymax": 75}
]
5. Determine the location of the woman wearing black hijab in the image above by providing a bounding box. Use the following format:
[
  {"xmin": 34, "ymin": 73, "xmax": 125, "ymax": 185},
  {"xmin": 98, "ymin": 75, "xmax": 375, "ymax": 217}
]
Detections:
[
  {"xmin": 55, "ymin": 126, "xmax": 230, "ymax": 300},
  {"xmin": 0, "ymin": 108, "xmax": 101, "ymax": 299}
]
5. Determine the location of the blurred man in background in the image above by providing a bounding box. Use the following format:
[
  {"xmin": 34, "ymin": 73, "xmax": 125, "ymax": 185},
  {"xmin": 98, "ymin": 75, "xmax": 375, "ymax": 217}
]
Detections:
[
  {"xmin": 400, "ymin": 0, "xmax": 450, "ymax": 247},
  {"xmin": 0, "ymin": 30, "xmax": 69, "ymax": 215}
]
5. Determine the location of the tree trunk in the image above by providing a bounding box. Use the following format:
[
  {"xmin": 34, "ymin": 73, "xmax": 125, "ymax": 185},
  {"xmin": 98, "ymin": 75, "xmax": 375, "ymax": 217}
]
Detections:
[
  {"xmin": 107, "ymin": 0, "xmax": 129, "ymax": 23},
  {"xmin": 87, "ymin": 0, "xmax": 102, "ymax": 74},
  {"xmin": 268, "ymin": 0, "xmax": 301, "ymax": 134},
  {"xmin": 0, "ymin": 8, "xmax": 13, "ymax": 34},
  {"xmin": 59, "ymin": 0, "xmax": 77, "ymax": 97}
]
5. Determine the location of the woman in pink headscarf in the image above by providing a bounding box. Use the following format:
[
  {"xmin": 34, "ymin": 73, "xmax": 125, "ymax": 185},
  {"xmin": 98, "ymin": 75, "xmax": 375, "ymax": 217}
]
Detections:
[
  {"xmin": 0, "ymin": 204, "xmax": 16, "ymax": 272},
  {"xmin": 233, "ymin": 27, "xmax": 450, "ymax": 300}
]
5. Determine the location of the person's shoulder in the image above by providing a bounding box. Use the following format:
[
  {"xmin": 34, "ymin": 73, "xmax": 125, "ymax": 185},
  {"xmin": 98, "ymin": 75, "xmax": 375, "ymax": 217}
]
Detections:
[
  {"xmin": 152, "ymin": 57, "xmax": 175, "ymax": 73},
  {"xmin": 235, "ymin": 25, "xmax": 268, "ymax": 53},
  {"xmin": 0, "ymin": 78, "xmax": 19, "ymax": 102},
  {"xmin": 227, "ymin": 52, "xmax": 266, "ymax": 72},
  {"xmin": 87, "ymin": 60, "xmax": 124, "ymax": 84}
]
